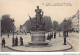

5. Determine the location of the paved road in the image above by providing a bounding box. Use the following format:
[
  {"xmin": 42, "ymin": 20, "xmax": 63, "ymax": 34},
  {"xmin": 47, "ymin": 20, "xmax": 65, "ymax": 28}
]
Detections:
[{"xmin": 0, "ymin": 32, "xmax": 79, "ymax": 52}]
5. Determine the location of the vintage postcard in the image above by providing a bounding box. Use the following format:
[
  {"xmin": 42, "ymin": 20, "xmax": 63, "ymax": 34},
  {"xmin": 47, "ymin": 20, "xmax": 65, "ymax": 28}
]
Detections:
[{"xmin": 0, "ymin": 0, "xmax": 79, "ymax": 52}]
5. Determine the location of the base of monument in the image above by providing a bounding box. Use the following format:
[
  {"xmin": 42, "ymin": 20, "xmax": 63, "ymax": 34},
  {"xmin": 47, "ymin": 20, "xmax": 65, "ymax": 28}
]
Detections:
[
  {"xmin": 25, "ymin": 31, "xmax": 51, "ymax": 47},
  {"xmin": 29, "ymin": 42, "xmax": 48, "ymax": 46},
  {"xmin": 25, "ymin": 42, "xmax": 51, "ymax": 47}
]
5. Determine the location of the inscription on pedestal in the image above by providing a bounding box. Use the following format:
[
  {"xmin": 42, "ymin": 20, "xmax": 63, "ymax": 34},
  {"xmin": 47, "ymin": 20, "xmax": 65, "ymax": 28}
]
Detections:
[{"xmin": 31, "ymin": 31, "xmax": 45, "ymax": 43}]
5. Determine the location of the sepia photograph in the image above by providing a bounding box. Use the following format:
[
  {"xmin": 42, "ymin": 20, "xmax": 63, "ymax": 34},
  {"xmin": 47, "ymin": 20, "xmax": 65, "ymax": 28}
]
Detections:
[{"xmin": 0, "ymin": 0, "xmax": 79, "ymax": 52}]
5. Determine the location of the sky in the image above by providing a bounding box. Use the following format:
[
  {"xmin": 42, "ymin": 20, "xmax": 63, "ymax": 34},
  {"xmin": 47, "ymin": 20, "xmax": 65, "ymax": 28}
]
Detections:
[{"xmin": 0, "ymin": 0, "xmax": 79, "ymax": 29}]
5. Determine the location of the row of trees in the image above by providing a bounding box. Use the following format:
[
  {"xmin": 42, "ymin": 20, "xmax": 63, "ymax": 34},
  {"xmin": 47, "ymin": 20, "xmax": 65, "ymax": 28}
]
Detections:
[
  {"xmin": 1, "ymin": 14, "xmax": 15, "ymax": 33},
  {"xmin": 1, "ymin": 14, "xmax": 72, "ymax": 33},
  {"xmin": 53, "ymin": 19, "xmax": 72, "ymax": 31},
  {"xmin": 23, "ymin": 16, "xmax": 72, "ymax": 32}
]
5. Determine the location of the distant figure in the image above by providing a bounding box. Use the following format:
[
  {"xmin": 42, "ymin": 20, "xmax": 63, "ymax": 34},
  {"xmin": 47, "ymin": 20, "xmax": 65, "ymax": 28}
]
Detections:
[
  {"xmin": 47, "ymin": 34, "xmax": 49, "ymax": 40},
  {"xmin": 2, "ymin": 38, "xmax": 6, "ymax": 48},
  {"xmin": 47, "ymin": 34, "xmax": 52, "ymax": 41},
  {"xmin": 51, "ymin": 32, "xmax": 53, "ymax": 38},
  {"xmin": 20, "ymin": 37, "xmax": 23, "ymax": 46},
  {"xmin": 54, "ymin": 30, "xmax": 56, "ymax": 39},
  {"xmin": 1, "ymin": 34, "xmax": 2, "ymax": 39},
  {"xmin": 15, "ymin": 36, "xmax": 18, "ymax": 46},
  {"xmin": 14, "ymin": 38, "xmax": 16, "ymax": 46},
  {"xmin": 7, "ymin": 34, "xmax": 9, "ymax": 38}
]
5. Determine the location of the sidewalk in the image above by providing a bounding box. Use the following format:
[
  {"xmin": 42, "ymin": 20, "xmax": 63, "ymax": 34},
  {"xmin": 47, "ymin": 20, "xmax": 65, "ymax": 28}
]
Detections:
[
  {"xmin": 1, "ymin": 33, "xmax": 72, "ymax": 52},
  {"xmin": 67, "ymin": 32, "xmax": 79, "ymax": 52},
  {"xmin": 57, "ymin": 32, "xmax": 79, "ymax": 52}
]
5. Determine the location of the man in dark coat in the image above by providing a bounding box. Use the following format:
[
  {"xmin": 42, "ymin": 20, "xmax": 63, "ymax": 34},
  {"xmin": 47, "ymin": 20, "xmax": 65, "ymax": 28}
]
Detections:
[
  {"xmin": 50, "ymin": 33, "xmax": 52, "ymax": 41},
  {"xmin": 15, "ymin": 36, "xmax": 18, "ymax": 46},
  {"xmin": 47, "ymin": 34, "xmax": 52, "ymax": 41},
  {"xmin": 51, "ymin": 32, "xmax": 53, "ymax": 38},
  {"xmin": 15, "ymin": 38, "xmax": 16, "ymax": 46},
  {"xmin": 7, "ymin": 34, "xmax": 9, "ymax": 38},
  {"xmin": 20, "ymin": 37, "xmax": 23, "ymax": 46},
  {"xmin": 47, "ymin": 34, "xmax": 49, "ymax": 40},
  {"xmin": 2, "ymin": 38, "xmax": 6, "ymax": 48}
]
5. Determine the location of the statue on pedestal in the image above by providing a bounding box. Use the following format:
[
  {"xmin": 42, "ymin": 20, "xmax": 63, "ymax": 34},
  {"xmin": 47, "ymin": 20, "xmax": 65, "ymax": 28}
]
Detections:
[{"xmin": 26, "ymin": 6, "xmax": 49, "ymax": 47}]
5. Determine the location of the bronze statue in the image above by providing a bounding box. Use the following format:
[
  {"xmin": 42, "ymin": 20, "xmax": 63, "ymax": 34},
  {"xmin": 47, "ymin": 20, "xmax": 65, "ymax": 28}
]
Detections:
[
  {"xmin": 35, "ymin": 6, "xmax": 44, "ymax": 30},
  {"xmin": 29, "ymin": 6, "xmax": 45, "ymax": 31},
  {"xmin": 35, "ymin": 6, "xmax": 43, "ymax": 23}
]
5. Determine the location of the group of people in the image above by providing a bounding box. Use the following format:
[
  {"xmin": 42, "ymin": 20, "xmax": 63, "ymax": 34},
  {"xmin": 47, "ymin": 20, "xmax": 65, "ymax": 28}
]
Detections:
[
  {"xmin": 1, "ymin": 31, "xmax": 57, "ymax": 48},
  {"xmin": 47, "ymin": 33, "xmax": 53, "ymax": 41},
  {"xmin": 12, "ymin": 36, "xmax": 23, "ymax": 46},
  {"xmin": 47, "ymin": 31, "xmax": 56, "ymax": 41}
]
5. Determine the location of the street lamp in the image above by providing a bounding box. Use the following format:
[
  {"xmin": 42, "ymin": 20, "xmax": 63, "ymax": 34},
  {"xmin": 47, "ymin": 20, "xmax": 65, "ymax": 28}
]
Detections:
[
  {"xmin": 12, "ymin": 18, "xmax": 15, "ymax": 46},
  {"xmin": 66, "ymin": 18, "xmax": 68, "ymax": 37},
  {"xmin": 63, "ymin": 18, "xmax": 67, "ymax": 45},
  {"xmin": 12, "ymin": 18, "xmax": 15, "ymax": 37}
]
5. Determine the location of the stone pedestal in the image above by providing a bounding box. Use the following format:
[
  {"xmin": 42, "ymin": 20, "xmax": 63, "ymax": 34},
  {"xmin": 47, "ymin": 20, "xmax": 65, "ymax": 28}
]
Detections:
[{"xmin": 28, "ymin": 31, "xmax": 48, "ymax": 46}]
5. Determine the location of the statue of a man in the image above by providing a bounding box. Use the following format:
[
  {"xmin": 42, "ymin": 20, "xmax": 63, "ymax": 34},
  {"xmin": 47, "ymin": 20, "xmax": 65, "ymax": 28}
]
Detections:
[{"xmin": 35, "ymin": 6, "xmax": 43, "ymax": 25}]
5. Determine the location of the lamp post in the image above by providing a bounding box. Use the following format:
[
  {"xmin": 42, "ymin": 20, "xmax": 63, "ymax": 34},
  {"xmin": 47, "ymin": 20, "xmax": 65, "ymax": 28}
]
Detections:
[
  {"xmin": 12, "ymin": 18, "xmax": 15, "ymax": 46},
  {"xmin": 12, "ymin": 18, "xmax": 15, "ymax": 37},
  {"xmin": 66, "ymin": 19, "xmax": 68, "ymax": 37},
  {"xmin": 66, "ymin": 28, "xmax": 68, "ymax": 37},
  {"xmin": 63, "ymin": 18, "xmax": 67, "ymax": 45}
]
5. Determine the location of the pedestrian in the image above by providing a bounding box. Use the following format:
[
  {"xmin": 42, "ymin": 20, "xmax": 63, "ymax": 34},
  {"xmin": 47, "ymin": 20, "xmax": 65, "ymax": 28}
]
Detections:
[
  {"xmin": 15, "ymin": 36, "xmax": 18, "ymax": 46},
  {"xmin": 47, "ymin": 34, "xmax": 50, "ymax": 40},
  {"xmin": 47, "ymin": 33, "xmax": 52, "ymax": 46},
  {"xmin": 54, "ymin": 30, "xmax": 56, "ymax": 39},
  {"xmin": 2, "ymin": 38, "xmax": 6, "ymax": 48},
  {"xmin": 20, "ymin": 37, "xmax": 23, "ymax": 46},
  {"xmin": 51, "ymin": 32, "xmax": 53, "ymax": 38},
  {"xmin": 14, "ymin": 38, "xmax": 16, "ymax": 46},
  {"xmin": 7, "ymin": 34, "xmax": 9, "ymax": 38},
  {"xmin": 50, "ymin": 33, "xmax": 52, "ymax": 41},
  {"xmin": 47, "ymin": 34, "xmax": 51, "ymax": 41},
  {"xmin": 21, "ymin": 37, "xmax": 23, "ymax": 46}
]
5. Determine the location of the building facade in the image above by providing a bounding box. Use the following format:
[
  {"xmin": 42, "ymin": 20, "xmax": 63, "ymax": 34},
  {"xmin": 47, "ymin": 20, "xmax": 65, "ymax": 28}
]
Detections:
[{"xmin": 71, "ymin": 11, "xmax": 79, "ymax": 32}]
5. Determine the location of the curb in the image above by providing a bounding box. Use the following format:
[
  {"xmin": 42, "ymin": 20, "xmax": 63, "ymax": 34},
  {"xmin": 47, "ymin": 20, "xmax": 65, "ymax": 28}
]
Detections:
[{"xmin": 6, "ymin": 38, "xmax": 73, "ymax": 52}]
